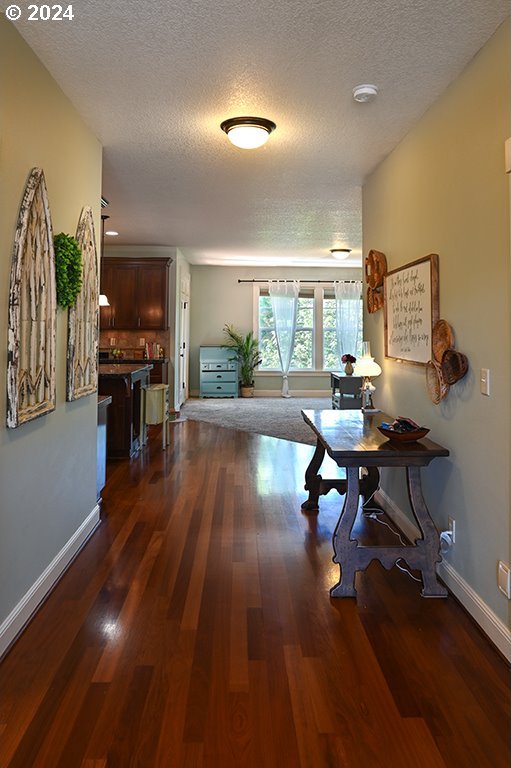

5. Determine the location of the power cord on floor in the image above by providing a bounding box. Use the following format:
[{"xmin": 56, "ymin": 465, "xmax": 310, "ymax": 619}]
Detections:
[
  {"xmin": 362, "ymin": 486, "xmax": 406, "ymax": 544},
  {"xmin": 395, "ymin": 559, "xmax": 422, "ymax": 583},
  {"xmin": 361, "ymin": 487, "xmax": 422, "ymax": 583}
]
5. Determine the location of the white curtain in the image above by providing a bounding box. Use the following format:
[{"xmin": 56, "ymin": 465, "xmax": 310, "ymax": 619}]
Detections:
[
  {"xmin": 334, "ymin": 281, "xmax": 362, "ymax": 364},
  {"xmin": 269, "ymin": 280, "xmax": 299, "ymax": 397}
]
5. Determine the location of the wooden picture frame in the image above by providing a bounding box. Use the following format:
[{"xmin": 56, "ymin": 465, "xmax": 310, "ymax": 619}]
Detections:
[
  {"xmin": 384, "ymin": 254, "xmax": 439, "ymax": 366},
  {"xmin": 66, "ymin": 207, "xmax": 99, "ymax": 401},
  {"xmin": 7, "ymin": 168, "xmax": 56, "ymax": 428}
]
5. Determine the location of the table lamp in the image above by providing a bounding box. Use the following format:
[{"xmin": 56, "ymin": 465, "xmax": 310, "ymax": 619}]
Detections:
[{"xmin": 353, "ymin": 342, "xmax": 382, "ymax": 411}]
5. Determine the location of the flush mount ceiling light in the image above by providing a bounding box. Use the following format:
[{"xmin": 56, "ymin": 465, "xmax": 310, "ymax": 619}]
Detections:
[
  {"xmin": 330, "ymin": 248, "xmax": 352, "ymax": 260},
  {"xmin": 105, "ymin": 230, "xmax": 119, "ymax": 236},
  {"xmin": 220, "ymin": 116, "xmax": 276, "ymax": 149},
  {"xmin": 352, "ymin": 84, "xmax": 378, "ymax": 103}
]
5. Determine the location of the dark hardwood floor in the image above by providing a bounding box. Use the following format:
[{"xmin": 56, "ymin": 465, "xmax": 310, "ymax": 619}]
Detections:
[{"xmin": 0, "ymin": 420, "xmax": 509, "ymax": 767}]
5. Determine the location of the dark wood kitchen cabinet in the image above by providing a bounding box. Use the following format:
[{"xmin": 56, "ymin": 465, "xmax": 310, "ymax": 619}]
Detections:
[{"xmin": 100, "ymin": 257, "xmax": 170, "ymax": 331}]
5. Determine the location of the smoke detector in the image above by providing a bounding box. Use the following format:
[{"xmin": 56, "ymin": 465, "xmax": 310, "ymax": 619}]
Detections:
[{"xmin": 352, "ymin": 84, "xmax": 378, "ymax": 103}]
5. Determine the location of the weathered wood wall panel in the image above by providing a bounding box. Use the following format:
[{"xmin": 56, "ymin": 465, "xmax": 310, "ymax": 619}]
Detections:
[
  {"xmin": 7, "ymin": 168, "xmax": 56, "ymax": 428},
  {"xmin": 67, "ymin": 207, "xmax": 99, "ymax": 401}
]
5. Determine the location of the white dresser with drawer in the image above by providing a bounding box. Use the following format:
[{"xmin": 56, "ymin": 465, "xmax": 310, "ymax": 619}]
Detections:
[{"xmin": 199, "ymin": 346, "xmax": 239, "ymax": 398}]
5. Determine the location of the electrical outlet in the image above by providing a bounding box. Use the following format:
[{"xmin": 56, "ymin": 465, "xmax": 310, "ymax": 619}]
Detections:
[
  {"xmin": 109, "ymin": 337, "xmax": 116, "ymax": 346},
  {"xmin": 497, "ymin": 561, "xmax": 511, "ymax": 599},
  {"xmin": 448, "ymin": 516, "xmax": 456, "ymax": 544},
  {"xmin": 139, "ymin": 338, "xmax": 145, "ymax": 347}
]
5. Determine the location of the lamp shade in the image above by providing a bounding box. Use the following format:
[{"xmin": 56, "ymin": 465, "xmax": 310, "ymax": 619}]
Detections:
[
  {"xmin": 99, "ymin": 294, "xmax": 110, "ymax": 306},
  {"xmin": 220, "ymin": 116, "xmax": 276, "ymax": 149},
  {"xmin": 354, "ymin": 357, "xmax": 381, "ymax": 377},
  {"xmin": 354, "ymin": 341, "xmax": 381, "ymax": 377}
]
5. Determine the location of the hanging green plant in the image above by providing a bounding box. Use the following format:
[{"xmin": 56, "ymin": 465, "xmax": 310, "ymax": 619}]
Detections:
[{"xmin": 54, "ymin": 232, "xmax": 82, "ymax": 308}]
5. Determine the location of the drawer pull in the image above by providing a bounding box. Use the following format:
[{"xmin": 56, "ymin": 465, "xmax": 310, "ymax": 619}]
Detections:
[{"xmin": 216, "ymin": 374, "xmax": 222, "ymax": 379}]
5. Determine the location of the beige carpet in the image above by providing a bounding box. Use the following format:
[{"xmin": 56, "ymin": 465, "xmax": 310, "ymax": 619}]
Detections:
[{"xmin": 181, "ymin": 396, "xmax": 332, "ymax": 445}]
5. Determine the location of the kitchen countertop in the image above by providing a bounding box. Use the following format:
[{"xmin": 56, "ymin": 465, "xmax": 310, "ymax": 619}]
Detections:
[
  {"xmin": 99, "ymin": 357, "xmax": 168, "ymax": 364},
  {"xmin": 98, "ymin": 363, "xmax": 153, "ymax": 377}
]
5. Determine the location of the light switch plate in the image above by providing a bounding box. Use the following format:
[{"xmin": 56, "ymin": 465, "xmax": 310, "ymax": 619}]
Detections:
[
  {"xmin": 480, "ymin": 368, "xmax": 490, "ymax": 396},
  {"xmin": 497, "ymin": 561, "xmax": 511, "ymax": 599}
]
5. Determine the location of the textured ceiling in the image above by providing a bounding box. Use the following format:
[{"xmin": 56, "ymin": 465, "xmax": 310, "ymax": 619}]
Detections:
[{"xmin": 10, "ymin": 1, "xmax": 509, "ymax": 267}]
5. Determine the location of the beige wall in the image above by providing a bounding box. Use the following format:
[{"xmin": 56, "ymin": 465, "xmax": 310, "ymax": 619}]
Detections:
[
  {"xmin": 0, "ymin": 19, "xmax": 102, "ymax": 631},
  {"xmin": 189, "ymin": 265, "xmax": 362, "ymax": 395},
  {"xmin": 363, "ymin": 21, "xmax": 510, "ymax": 625}
]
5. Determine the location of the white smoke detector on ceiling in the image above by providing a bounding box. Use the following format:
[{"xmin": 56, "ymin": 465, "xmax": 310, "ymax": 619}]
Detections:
[{"xmin": 352, "ymin": 84, "xmax": 379, "ymax": 103}]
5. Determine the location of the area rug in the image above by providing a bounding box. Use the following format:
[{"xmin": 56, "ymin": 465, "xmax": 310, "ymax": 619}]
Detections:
[{"xmin": 180, "ymin": 397, "xmax": 332, "ymax": 445}]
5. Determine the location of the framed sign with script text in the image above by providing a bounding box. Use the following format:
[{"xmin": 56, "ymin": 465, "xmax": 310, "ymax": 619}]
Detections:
[{"xmin": 384, "ymin": 254, "xmax": 439, "ymax": 365}]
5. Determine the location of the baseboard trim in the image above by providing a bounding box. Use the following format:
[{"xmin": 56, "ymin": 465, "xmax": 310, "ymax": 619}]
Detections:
[
  {"xmin": 254, "ymin": 390, "xmax": 330, "ymax": 398},
  {"xmin": 188, "ymin": 390, "xmax": 330, "ymax": 399},
  {"xmin": 375, "ymin": 489, "xmax": 511, "ymax": 662},
  {"xmin": 0, "ymin": 504, "xmax": 101, "ymax": 660}
]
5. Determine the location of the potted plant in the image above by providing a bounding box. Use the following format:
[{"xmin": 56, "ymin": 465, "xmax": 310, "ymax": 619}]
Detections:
[
  {"xmin": 341, "ymin": 353, "xmax": 356, "ymax": 375},
  {"xmin": 222, "ymin": 324, "xmax": 262, "ymax": 397}
]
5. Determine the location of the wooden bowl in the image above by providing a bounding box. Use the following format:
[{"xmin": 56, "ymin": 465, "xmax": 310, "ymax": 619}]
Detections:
[{"xmin": 377, "ymin": 426, "xmax": 430, "ymax": 443}]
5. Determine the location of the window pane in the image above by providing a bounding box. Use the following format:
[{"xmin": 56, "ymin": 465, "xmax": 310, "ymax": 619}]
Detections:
[
  {"xmin": 323, "ymin": 329, "xmax": 339, "ymax": 369},
  {"xmin": 290, "ymin": 329, "xmax": 313, "ymax": 369},
  {"xmin": 322, "ymin": 296, "xmax": 363, "ymax": 369},
  {"xmin": 323, "ymin": 298, "xmax": 336, "ymax": 328},
  {"xmin": 296, "ymin": 297, "xmax": 313, "ymax": 328},
  {"xmin": 259, "ymin": 329, "xmax": 280, "ymax": 369},
  {"xmin": 259, "ymin": 294, "xmax": 314, "ymax": 370},
  {"xmin": 259, "ymin": 295, "xmax": 274, "ymax": 329}
]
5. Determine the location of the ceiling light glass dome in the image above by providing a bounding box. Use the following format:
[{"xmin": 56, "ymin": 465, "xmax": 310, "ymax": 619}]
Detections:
[{"xmin": 220, "ymin": 116, "xmax": 276, "ymax": 149}]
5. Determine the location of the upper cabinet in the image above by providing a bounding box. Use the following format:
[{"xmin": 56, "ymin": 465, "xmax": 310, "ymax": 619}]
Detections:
[{"xmin": 100, "ymin": 257, "xmax": 170, "ymax": 330}]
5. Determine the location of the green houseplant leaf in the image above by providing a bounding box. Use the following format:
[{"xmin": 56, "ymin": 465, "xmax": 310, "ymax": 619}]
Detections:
[
  {"xmin": 54, "ymin": 232, "xmax": 83, "ymax": 308},
  {"xmin": 222, "ymin": 324, "xmax": 262, "ymax": 387}
]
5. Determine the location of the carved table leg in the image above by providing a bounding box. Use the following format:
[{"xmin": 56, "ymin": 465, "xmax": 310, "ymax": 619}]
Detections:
[
  {"xmin": 407, "ymin": 466, "xmax": 448, "ymax": 598},
  {"xmin": 330, "ymin": 466, "xmax": 360, "ymax": 597},
  {"xmin": 301, "ymin": 439, "xmax": 326, "ymax": 512}
]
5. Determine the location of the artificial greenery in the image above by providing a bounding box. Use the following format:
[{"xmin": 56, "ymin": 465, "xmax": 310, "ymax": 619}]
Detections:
[
  {"xmin": 222, "ymin": 324, "xmax": 262, "ymax": 387},
  {"xmin": 54, "ymin": 232, "xmax": 82, "ymax": 308}
]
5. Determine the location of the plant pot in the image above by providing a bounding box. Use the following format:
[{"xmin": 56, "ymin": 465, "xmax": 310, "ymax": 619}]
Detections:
[
  {"xmin": 344, "ymin": 362, "xmax": 354, "ymax": 375},
  {"xmin": 240, "ymin": 385, "xmax": 254, "ymax": 398}
]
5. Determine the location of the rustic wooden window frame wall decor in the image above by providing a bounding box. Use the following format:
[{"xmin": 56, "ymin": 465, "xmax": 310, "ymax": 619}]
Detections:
[
  {"xmin": 7, "ymin": 168, "xmax": 56, "ymax": 429},
  {"xmin": 67, "ymin": 207, "xmax": 99, "ymax": 401},
  {"xmin": 384, "ymin": 254, "xmax": 439, "ymax": 366}
]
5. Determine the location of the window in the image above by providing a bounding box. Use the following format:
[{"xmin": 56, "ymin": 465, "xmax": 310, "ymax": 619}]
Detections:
[
  {"xmin": 256, "ymin": 284, "xmax": 362, "ymax": 371},
  {"xmin": 322, "ymin": 295, "xmax": 338, "ymax": 370}
]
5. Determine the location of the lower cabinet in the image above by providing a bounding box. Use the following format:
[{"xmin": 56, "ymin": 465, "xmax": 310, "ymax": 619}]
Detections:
[{"xmin": 199, "ymin": 346, "xmax": 238, "ymax": 397}]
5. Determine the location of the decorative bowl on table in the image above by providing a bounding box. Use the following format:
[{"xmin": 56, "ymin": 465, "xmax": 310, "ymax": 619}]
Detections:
[{"xmin": 377, "ymin": 426, "xmax": 430, "ymax": 443}]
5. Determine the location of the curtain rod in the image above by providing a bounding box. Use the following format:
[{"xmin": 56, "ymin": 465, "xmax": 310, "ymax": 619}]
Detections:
[{"xmin": 237, "ymin": 279, "xmax": 360, "ymax": 284}]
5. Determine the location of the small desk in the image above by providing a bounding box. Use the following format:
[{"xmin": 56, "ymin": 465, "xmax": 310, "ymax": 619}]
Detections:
[
  {"xmin": 330, "ymin": 372, "xmax": 362, "ymax": 409},
  {"xmin": 301, "ymin": 409, "xmax": 449, "ymax": 599}
]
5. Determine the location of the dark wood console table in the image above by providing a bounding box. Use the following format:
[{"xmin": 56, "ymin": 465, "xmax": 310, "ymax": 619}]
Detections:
[
  {"xmin": 301, "ymin": 409, "xmax": 449, "ymax": 599},
  {"xmin": 98, "ymin": 364, "xmax": 152, "ymax": 458}
]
